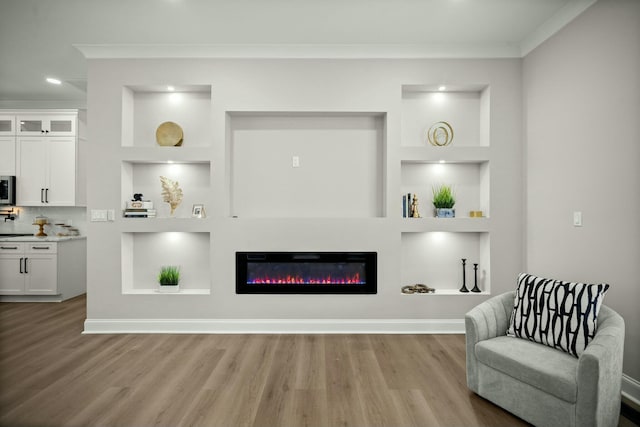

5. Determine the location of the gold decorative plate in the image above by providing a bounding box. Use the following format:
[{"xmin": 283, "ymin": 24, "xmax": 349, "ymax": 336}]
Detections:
[{"xmin": 156, "ymin": 121, "xmax": 183, "ymax": 147}]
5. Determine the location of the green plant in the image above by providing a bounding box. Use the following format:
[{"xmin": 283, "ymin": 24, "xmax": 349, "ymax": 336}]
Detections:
[
  {"xmin": 432, "ymin": 184, "xmax": 456, "ymax": 209},
  {"xmin": 158, "ymin": 266, "xmax": 180, "ymax": 286}
]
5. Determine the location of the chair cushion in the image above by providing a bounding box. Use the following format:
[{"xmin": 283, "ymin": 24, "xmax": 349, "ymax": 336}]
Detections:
[
  {"xmin": 506, "ymin": 273, "xmax": 609, "ymax": 357},
  {"xmin": 475, "ymin": 336, "xmax": 578, "ymax": 403}
]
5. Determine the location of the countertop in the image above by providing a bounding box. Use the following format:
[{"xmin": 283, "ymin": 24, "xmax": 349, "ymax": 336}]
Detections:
[{"xmin": 0, "ymin": 235, "xmax": 86, "ymax": 242}]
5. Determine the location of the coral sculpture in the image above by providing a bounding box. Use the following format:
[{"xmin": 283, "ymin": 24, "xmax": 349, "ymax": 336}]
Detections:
[{"xmin": 159, "ymin": 176, "xmax": 183, "ymax": 216}]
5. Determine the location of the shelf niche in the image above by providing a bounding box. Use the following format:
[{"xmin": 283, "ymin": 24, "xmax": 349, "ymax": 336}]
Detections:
[
  {"xmin": 401, "ymin": 231, "xmax": 490, "ymax": 293},
  {"xmin": 121, "ymin": 232, "xmax": 211, "ymax": 294},
  {"xmin": 401, "ymin": 161, "xmax": 490, "ymax": 219},
  {"xmin": 228, "ymin": 112, "xmax": 386, "ymax": 218},
  {"xmin": 121, "ymin": 85, "xmax": 212, "ymax": 148},
  {"xmin": 121, "ymin": 161, "xmax": 211, "ymax": 218},
  {"xmin": 401, "ymin": 85, "xmax": 490, "ymax": 148}
]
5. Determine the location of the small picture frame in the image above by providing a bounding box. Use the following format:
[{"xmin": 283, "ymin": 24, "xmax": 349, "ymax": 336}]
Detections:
[{"xmin": 192, "ymin": 204, "xmax": 206, "ymax": 218}]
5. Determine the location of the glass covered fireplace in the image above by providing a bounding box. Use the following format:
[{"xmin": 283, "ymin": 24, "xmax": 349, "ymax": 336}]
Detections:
[{"xmin": 236, "ymin": 252, "xmax": 377, "ymax": 294}]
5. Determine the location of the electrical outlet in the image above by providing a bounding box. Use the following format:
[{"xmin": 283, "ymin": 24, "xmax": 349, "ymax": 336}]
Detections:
[
  {"xmin": 90, "ymin": 210, "xmax": 108, "ymax": 222},
  {"xmin": 573, "ymin": 211, "xmax": 582, "ymax": 227}
]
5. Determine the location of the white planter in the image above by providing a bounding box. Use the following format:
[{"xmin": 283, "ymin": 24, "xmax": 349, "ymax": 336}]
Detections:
[{"xmin": 158, "ymin": 284, "xmax": 180, "ymax": 293}]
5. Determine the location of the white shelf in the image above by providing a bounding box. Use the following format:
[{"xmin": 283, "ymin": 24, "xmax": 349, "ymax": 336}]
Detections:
[
  {"xmin": 120, "ymin": 147, "xmax": 212, "ymax": 163},
  {"xmin": 400, "ymin": 146, "xmax": 490, "ymax": 164},
  {"xmin": 124, "ymin": 288, "xmax": 211, "ymax": 295},
  {"xmin": 400, "ymin": 290, "xmax": 490, "ymax": 296},
  {"xmin": 119, "ymin": 217, "xmax": 213, "ymax": 233},
  {"xmin": 399, "ymin": 217, "xmax": 490, "ymax": 233}
]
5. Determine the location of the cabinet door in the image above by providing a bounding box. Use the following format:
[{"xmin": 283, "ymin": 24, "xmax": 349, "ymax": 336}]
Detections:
[
  {"xmin": 46, "ymin": 137, "xmax": 76, "ymax": 205},
  {"xmin": 0, "ymin": 137, "xmax": 16, "ymax": 175},
  {"xmin": 0, "ymin": 255, "xmax": 25, "ymax": 294},
  {"xmin": 17, "ymin": 115, "xmax": 76, "ymax": 136},
  {"xmin": 24, "ymin": 255, "xmax": 58, "ymax": 294},
  {"xmin": 16, "ymin": 137, "xmax": 47, "ymax": 205},
  {"xmin": 0, "ymin": 115, "xmax": 15, "ymax": 136}
]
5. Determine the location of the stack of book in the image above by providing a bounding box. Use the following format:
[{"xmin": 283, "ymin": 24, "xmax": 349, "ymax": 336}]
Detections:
[{"xmin": 123, "ymin": 200, "xmax": 156, "ymax": 218}]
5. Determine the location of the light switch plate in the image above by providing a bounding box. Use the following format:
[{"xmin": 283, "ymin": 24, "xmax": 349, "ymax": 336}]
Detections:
[{"xmin": 573, "ymin": 211, "xmax": 582, "ymax": 227}]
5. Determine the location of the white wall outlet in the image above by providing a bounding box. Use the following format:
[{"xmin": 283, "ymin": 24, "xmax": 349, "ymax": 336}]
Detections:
[
  {"xmin": 292, "ymin": 155, "xmax": 300, "ymax": 168},
  {"xmin": 90, "ymin": 209, "xmax": 108, "ymax": 222},
  {"xmin": 573, "ymin": 211, "xmax": 583, "ymax": 227}
]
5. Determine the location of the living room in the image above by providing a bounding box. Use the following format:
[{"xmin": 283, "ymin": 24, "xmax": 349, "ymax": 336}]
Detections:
[{"xmin": 0, "ymin": 0, "xmax": 638, "ymax": 426}]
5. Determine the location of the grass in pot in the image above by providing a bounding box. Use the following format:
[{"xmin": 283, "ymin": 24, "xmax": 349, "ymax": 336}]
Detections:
[
  {"xmin": 158, "ymin": 265, "xmax": 180, "ymax": 293},
  {"xmin": 432, "ymin": 184, "xmax": 456, "ymax": 218}
]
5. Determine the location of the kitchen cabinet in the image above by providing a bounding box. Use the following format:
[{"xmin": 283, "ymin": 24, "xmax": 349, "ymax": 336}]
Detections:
[
  {"xmin": 0, "ymin": 238, "xmax": 86, "ymax": 301},
  {"xmin": 16, "ymin": 114, "xmax": 76, "ymax": 136},
  {"xmin": 16, "ymin": 137, "xmax": 76, "ymax": 205},
  {"xmin": 0, "ymin": 115, "xmax": 15, "ymax": 135},
  {"xmin": 0, "ymin": 137, "xmax": 16, "ymax": 175},
  {"xmin": 0, "ymin": 242, "xmax": 56, "ymax": 294}
]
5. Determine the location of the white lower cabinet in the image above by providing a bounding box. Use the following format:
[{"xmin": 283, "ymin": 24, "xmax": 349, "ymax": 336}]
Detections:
[{"xmin": 0, "ymin": 239, "xmax": 86, "ymax": 300}]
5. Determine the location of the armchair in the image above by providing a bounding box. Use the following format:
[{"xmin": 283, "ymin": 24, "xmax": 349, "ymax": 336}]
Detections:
[{"xmin": 465, "ymin": 291, "xmax": 625, "ymax": 427}]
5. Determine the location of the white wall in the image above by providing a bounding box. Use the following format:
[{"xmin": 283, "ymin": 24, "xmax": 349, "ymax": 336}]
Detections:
[
  {"xmin": 524, "ymin": 0, "xmax": 640, "ymax": 379},
  {"xmin": 85, "ymin": 58, "xmax": 523, "ymax": 323}
]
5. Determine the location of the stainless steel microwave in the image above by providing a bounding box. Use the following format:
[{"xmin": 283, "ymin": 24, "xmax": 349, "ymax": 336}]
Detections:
[{"xmin": 0, "ymin": 176, "xmax": 16, "ymax": 205}]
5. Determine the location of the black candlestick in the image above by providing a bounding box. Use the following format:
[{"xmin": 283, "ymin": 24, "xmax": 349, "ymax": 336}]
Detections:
[
  {"xmin": 459, "ymin": 258, "xmax": 469, "ymax": 293},
  {"xmin": 471, "ymin": 263, "xmax": 481, "ymax": 292}
]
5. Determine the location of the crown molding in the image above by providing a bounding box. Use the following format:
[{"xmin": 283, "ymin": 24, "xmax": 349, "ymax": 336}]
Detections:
[
  {"xmin": 74, "ymin": 43, "xmax": 522, "ymax": 60},
  {"xmin": 520, "ymin": 0, "xmax": 597, "ymax": 57}
]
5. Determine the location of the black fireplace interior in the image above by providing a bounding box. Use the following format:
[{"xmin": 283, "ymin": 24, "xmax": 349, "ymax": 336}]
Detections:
[{"xmin": 236, "ymin": 252, "xmax": 377, "ymax": 294}]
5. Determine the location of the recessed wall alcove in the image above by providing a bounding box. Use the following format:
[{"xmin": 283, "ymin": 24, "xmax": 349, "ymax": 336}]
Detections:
[{"xmin": 227, "ymin": 112, "xmax": 386, "ymax": 218}]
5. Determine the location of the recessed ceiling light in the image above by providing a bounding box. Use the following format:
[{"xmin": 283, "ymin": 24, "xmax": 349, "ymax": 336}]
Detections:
[
  {"xmin": 46, "ymin": 77, "xmax": 62, "ymax": 85},
  {"xmin": 439, "ymin": 160, "xmax": 446, "ymax": 164},
  {"xmin": 438, "ymin": 85, "xmax": 446, "ymax": 91},
  {"xmin": 167, "ymin": 86, "xmax": 175, "ymax": 91}
]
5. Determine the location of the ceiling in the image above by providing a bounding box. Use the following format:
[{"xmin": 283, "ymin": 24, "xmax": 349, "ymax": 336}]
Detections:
[{"xmin": 0, "ymin": 0, "xmax": 596, "ymax": 106}]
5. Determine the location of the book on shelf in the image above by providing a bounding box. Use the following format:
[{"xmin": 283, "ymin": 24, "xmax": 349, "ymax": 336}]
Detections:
[{"xmin": 123, "ymin": 209, "xmax": 156, "ymax": 218}]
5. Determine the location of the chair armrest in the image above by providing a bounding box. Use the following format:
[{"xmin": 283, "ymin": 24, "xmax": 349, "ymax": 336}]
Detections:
[
  {"xmin": 576, "ymin": 306, "xmax": 625, "ymax": 427},
  {"xmin": 465, "ymin": 291, "xmax": 515, "ymax": 392}
]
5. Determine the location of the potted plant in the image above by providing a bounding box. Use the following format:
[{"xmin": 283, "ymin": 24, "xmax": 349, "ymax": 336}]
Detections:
[
  {"xmin": 432, "ymin": 184, "xmax": 456, "ymax": 218},
  {"xmin": 158, "ymin": 265, "xmax": 180, "ymax": 293}
]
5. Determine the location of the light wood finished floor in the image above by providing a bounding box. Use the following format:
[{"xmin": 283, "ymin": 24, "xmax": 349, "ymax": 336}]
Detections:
[{"xmin": 0, "ymin": 295, "xmax": 622, "ymax": 427}]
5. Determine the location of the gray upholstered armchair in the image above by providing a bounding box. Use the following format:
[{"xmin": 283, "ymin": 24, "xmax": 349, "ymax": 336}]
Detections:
[{"xmin": 465, "ymin": 291, "xmax": 625, "ymax": 427}]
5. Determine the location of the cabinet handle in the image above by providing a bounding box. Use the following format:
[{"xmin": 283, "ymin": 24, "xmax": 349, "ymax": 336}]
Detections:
[
  {"xmin": 31, "ymin": 246, "xmax": 50, "ymax": 250},
  {"xmin": 24, "ymin": 257, "xmax": 28, "ymax": 274},
  {"xmin": 45, "ymin": 188, "xmax": 49, "ymax": 203},
  {"xmin": 41, "ymin": 130, "xmax": 45, "ymax": 134},
  {"xmin": 41, "ymin": 188, "xmax": 44, "ymax": 203},
  {"xmin": 20, "ymin": 257, "xmax": 24, "ymax": 274},
  {"xmin": 1, "ymin": 246, "xmax": 19, "ymax": 250}
]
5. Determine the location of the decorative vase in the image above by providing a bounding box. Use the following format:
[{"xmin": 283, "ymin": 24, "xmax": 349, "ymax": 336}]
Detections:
[
  {"xmin": 158, "ymin": 284, "xmax": 180, "ymax": 293},
  {"xmin": 435, "ymin": 208, "xmax": 455, "ymax": 218}
]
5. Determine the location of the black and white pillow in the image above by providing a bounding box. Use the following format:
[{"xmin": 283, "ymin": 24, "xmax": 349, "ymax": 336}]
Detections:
[{"xmin": 507, "ymin": 273, "xmax": 609, "ymax": 357}]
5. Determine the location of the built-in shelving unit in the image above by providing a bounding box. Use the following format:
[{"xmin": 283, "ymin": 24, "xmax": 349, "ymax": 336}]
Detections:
[
  {"xmin": 399, "ymin": 84, "xmax": 491, "ymax": 293},
  {"xmin": 118, "ymin": 85, "xmax": 214, "ymax": 294},
  {"xmin": 111, "ymin": 78, "xmax": 495, "ymax": 296}
]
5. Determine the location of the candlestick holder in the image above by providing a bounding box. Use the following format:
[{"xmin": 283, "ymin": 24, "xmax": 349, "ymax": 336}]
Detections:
[
  {"xmin": 471, "ymin": 263, "xmax": 481, "ymax": 292},
  {"xmin": 459, "ymin": 258, "xmax": 469, "ymax": 293}
]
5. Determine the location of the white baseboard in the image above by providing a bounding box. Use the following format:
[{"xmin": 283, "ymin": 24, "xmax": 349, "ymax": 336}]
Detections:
[
  {"xmin": 83, "ymin": 318, "xmax": 465, "ymax": 334},
  {"xmin": 622, "ymin": 374, "xmax": 640, "ymax": 406}
]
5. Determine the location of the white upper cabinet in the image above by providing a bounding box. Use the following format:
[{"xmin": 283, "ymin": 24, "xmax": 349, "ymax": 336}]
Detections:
[
  {"xmin": 16, "ymin": 137, "xmax": 76, "ymax": 206},
  {"xmin": 17, "ymin": 114, "xmax": 77, "ymax": 136},
  {"xmin": 0, "ymin": 115, "xmax": 16, "ymax": 135}
]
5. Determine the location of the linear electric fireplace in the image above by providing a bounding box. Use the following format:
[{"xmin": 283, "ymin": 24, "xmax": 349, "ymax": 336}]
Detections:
[{"xmin": 236, "ymin": 252, "xmax": 377, "ymax": 294}]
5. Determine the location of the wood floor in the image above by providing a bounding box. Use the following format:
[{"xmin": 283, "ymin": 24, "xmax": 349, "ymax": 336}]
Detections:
[{"xmin": 0, "ymin": 295, "xmax": 553, "ymax": 426}]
